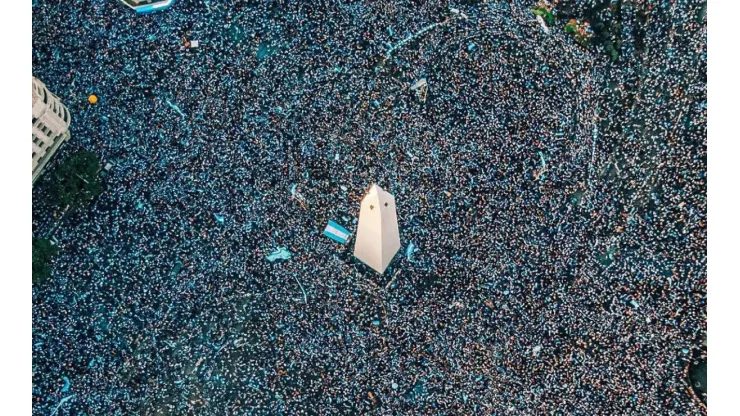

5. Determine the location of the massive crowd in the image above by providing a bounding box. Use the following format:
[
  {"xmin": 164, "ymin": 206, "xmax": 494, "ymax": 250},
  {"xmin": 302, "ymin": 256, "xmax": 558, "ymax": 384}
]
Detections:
[{"xmin": 32, "ymin": 0, "xmax": 706, "ymax": 414}]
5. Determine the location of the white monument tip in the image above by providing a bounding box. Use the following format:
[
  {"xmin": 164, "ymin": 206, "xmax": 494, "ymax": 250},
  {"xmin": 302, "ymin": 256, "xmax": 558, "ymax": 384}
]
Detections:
[{"xmin": 353, "ymin": 184, "xmax": 401, "ymax": 274}]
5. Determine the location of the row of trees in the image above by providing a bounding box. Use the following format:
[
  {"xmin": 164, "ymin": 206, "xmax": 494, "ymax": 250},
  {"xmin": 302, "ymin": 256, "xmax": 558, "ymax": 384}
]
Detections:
[
  {"xmin": 33, "ymin": 151, "xmax": 104, "ymax": 285},
  {"xmin": 534, "ymin": 0, "xmax": 634, "ymax": 63}
]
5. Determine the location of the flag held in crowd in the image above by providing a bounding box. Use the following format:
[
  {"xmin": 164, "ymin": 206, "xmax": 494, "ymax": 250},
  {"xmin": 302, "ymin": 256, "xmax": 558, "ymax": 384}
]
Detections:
[
  {"xmin": 323, "ymin": 220, "xmax": 351, "ymax": 244},
  {"xmin": 406, "ymin": 241, "xmax": 419, "ymax": 262},
  {"xmin": 266, "ymin": 247, "xmax": 292, "ymax": 262}
]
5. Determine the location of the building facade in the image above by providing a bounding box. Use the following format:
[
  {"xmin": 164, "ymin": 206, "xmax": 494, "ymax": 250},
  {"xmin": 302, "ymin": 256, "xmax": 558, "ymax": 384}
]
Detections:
[{"xmin": 32, "ymin": 77, "xmax": 71, "ymax": 184}]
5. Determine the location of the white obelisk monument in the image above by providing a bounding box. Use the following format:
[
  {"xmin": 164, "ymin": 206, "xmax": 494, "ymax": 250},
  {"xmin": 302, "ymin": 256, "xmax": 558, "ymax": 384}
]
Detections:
[{"xmin": 354, "ymin": 184, "xmax": 401, "ymax": 274}]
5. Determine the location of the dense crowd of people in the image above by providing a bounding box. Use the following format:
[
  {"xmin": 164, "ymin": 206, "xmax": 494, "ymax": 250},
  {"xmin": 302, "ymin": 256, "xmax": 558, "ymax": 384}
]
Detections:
[{"xmin": 32, "ymin": 0, "xmax": 706, "ymax": 414}]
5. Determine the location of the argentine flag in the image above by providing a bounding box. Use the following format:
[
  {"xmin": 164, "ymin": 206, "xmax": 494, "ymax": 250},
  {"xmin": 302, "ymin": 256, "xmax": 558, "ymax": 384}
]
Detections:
[{"xmin": 323, "ymin": 220, "xmax": 351, "ymax": 244}]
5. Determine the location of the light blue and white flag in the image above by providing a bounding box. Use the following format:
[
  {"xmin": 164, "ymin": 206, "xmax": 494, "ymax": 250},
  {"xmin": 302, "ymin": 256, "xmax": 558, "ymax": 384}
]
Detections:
[
  {"xmin": 266, "ymin": 247, "xmax": 292, "ymax": 262},
  {"xmin": 323, "ymin": 220, "xmax": 351, "ymax": 244}
]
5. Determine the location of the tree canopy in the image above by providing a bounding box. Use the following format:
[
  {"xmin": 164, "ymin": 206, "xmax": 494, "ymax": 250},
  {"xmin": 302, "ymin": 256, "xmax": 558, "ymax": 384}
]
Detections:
[
  {"xmin": 532, "ymin": 6, "xmax": 556, "ymax": 26},
  {"xmin": 46, "ymin": 151, "xmax": 104, "ymax": 210},
  {"xmin": 32, "ymin": 238, "xmax": 59, "ymax": 285}
]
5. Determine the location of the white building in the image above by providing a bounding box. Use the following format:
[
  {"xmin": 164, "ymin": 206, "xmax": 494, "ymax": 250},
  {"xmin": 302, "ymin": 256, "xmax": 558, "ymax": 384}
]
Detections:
[
  {"xmin": 32, "ymin": 77, "xmax": 71, "ymax": 184},
  {"xmin": 353, "ymin": 184, "xmax": 401, "ymax": 274}
]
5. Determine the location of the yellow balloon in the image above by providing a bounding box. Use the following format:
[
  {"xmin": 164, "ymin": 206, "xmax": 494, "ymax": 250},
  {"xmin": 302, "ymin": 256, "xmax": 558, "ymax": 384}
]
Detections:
[{"xmin": 88, "ymin": 94, "xmax": 98, "ymax": 104}]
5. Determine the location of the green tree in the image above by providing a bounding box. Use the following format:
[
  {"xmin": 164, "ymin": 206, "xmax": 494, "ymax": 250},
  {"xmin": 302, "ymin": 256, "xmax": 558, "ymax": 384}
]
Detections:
[
  {"xmin": 32, "ymin": 238, "xmax": 59, "ymax": 285},
  {"xmin": 532, "ymin": 7, "xmax": 556, "ymax": 26},
  {"xmin": 604, "ymin": 41, "xmax": 619, "ymax": 62},
  {"xmin": 47, "ymin": 151, "xmax": 104, "ymax": 210},
  {"xmin": 609, "ymin": 48, "xmax": 619, "ymax": 62}
]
